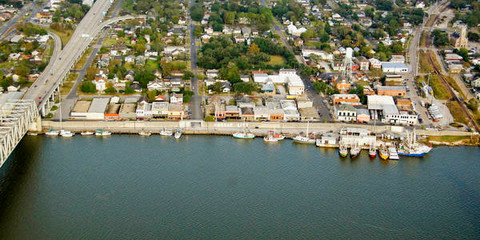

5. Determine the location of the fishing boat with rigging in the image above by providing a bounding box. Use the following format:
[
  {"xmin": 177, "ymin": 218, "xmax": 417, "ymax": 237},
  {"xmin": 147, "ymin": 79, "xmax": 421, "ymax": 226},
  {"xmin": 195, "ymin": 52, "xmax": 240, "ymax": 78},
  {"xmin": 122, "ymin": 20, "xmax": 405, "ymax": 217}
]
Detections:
[
  {"xmin": 398, "ymin": 129, "xmax": 432, "ymax": 157},
  {"xmin": 339, "ymin": 143, "xmax": 348, "ymax": 158},
  {"xmin": 349, "ymin": 144, "xmax": 361, "ymax": 158},
  {"xmin": 379, "ymin": 147, "xmax": 389, "ymax": 160},
  {"xmin": 160, "ymin": 128, "xmax": 173, "ymax": 136},
  {"xmin": 293, "ymin": 121, "xmax": 315, "ymax": 144},
  {"xmin": 388, "ymin": 147, "xmax": 400, "ymax": 160}
]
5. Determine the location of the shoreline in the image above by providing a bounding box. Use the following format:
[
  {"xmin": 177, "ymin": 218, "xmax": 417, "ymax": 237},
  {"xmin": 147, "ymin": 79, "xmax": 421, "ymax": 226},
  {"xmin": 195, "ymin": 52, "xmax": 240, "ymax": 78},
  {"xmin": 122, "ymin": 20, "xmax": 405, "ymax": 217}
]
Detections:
[{"xmin": 33, "ymin": 120, "xmax": 480, "ymax": 146}]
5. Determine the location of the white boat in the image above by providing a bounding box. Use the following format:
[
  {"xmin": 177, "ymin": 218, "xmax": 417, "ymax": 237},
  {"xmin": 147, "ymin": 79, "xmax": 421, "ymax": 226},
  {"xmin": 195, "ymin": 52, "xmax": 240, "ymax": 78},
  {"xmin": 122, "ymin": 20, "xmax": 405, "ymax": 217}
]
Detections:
[
  {"xmin": 45, "ymin": 129, "xmax": 59, "ymax": 136},
  {"xmin": 139, "ymin": 131, "xmax": 151, "ymax": 136},
  {"xmin": 398, "ymin": 129, "xmax": 432, "ymax": 157},
  {"xmin": 81, "ymin": 131, "xmax": 94, "ymax": 136},
  {"xmin": 160, "ymin": 128, "xmax": 173, "ymax": 136},
  {"xmin": 293, "ymin": 135, "xmax": 316, "ymax": 144},
  {"xmin": 388, "ymin": 147, "xmax": 400, "ymax": 160},
  {"xmin": 350, "ymin": 145, "xmax": 361, "ymax": 158},
  {"xmin": 95, "ymin": 129, "xmax": 111, "ymax": 136},
  {"xmin": 233, "ymin": 121, "xmax": 255, "ymax": 139},
  {"xmin": 60, "ymin": 130, "xmax": 74, "ymax": 137},
  {"xmin": 293, "ymin": 121, "xmax": 315, "ymax": 144},
  {"xmin": 264, "ymin": 131, "xmax": 278, "ymax": 142},
  {"xmin": 174, "ymin": 129, "xmax": 182, "ymax": 139},
  {"xmin": 233, "ymin": 132, "xmax": 255, "ymax": 139}
]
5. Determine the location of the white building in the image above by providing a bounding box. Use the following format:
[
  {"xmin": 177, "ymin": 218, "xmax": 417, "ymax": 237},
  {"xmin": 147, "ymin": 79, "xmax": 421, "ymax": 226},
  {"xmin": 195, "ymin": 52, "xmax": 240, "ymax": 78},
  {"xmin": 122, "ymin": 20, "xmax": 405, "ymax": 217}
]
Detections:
[
  {"xmin": 335, "ymin": 105, "xmax": 357, "ymax": 122},
  {"xmin": 253, "ymin": 69, "xmax": 305, "ymax": 95},
  {"xmin": 367, "ymin": 95, "xmax": 417, "ymax": 125},
  {"xmin": 381, "ymin": 62, "xmax": 409, "ymax": 73}
]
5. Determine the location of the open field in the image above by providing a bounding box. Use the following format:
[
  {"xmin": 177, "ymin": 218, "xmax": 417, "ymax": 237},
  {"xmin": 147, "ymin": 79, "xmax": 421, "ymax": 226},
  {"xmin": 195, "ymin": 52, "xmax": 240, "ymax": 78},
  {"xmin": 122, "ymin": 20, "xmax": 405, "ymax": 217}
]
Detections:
[
  {"xmin": 49, "ymin": 28, "xmax": 73, "ymax": 47},
  {"xmin": 430, "ymin": 75, "xmax": 451, "ymax": 100},
  {"xmin": 267, "ymin": 55, "xmax": 286, "ymax": 65},
  {"xmin": 73, "ymin": 48, "xmax": 92, "ymax": 70}
]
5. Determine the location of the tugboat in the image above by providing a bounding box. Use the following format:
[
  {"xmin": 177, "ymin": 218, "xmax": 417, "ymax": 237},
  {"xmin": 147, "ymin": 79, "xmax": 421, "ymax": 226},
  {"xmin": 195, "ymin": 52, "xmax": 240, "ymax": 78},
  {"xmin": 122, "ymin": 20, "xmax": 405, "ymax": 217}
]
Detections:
[
  {"xmin": 339, "ymin": 142, "xmax": 348, "ymax": 158},
  {"xmin": 379, "ymin": 147, "xmax": 389, "ymax": 160}
]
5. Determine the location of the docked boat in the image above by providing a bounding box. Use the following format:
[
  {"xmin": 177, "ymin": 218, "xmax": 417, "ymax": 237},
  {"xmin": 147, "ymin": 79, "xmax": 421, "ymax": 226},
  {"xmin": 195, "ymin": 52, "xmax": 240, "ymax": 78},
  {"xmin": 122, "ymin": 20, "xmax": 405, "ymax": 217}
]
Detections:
[
  {"xmin": 293, "ymin": 121, "xmax": 315, "ymax": 144},
  {"xmin": 273, "ymin": 133, "xmax": 285, "ymax": 141},
  {"xmin": 379, "ymin": 147, "xmax": 389, "ymax": 160},
  {"xmin": 81, "ymin": 131, "xmax": 94, "ymax": 136},
  {"xmin": 264, "ymin": 131, "xmax": 278, "ymax": 142},
  {"xmin": 349, "ymin": 145, "xmax": 361, "ymax": 158},
  {"xmin": 293, "ymin": 136, "xmax": 316, "ymax": 144},
  {"xmin": 233, "ymin": 132, "xmax": 255, "ymax": 139},
  {"xmin": 160, "ymin": 128, "xmax": 173, "ymax": 136},
  {"xmin": 369, "ymin": 146, "xmax": 377, "ymax": 158},
  {"xmin": 45, "ymin": 129, "xmax": 59, "ymax": 136},
  {"xmin": 398, "ymin": 130, "xmax": 432, "ymax": 157},
  {"xmin": 339, "ymin": 144, "xmax": 348, "ymax": 158},
  {"xmin": 95, "ymin": 129, "xmax": 111, "ymax": 136},
  {"xmin": 388, "ymin": 147, "xmax": 400, "ymax": 160},
  {"xmin": 60, "ymin": 130, "xmax": 74, "ymax": 137},
  {"xmin": 174, "ymin": 129, "xmax": 182, "ymax": 139},
  {"xmin": 139, "ymin": 131, "xmax": 151, "ymax": 136}
]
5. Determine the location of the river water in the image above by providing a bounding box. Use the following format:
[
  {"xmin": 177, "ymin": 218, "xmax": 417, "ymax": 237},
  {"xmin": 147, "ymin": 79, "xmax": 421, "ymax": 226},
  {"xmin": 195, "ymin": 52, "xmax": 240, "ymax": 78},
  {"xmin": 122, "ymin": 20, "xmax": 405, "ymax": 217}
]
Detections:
[{"xmin": 0, "ymin": 135, "xmax": 479, "ymax": 239}]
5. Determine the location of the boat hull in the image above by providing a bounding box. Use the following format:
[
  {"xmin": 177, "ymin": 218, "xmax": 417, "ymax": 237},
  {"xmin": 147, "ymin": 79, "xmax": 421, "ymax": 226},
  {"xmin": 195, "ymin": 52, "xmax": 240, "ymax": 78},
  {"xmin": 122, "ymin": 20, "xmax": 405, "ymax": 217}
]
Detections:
[
  {"xmin": 339, "ymin": 152, "xmax": 348, "ymax": 158},
  {"xmin": 398, "ymin": 152, "xmax": 427, "ymax": 157}
]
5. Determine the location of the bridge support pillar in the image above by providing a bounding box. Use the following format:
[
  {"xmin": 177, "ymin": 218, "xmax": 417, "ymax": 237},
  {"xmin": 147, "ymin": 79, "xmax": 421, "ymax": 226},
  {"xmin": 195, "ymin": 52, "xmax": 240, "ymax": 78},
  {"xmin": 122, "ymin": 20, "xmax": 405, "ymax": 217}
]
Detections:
[{"xmin": 28, "ymin": 116, "xmax": 42, "ymax": 132}]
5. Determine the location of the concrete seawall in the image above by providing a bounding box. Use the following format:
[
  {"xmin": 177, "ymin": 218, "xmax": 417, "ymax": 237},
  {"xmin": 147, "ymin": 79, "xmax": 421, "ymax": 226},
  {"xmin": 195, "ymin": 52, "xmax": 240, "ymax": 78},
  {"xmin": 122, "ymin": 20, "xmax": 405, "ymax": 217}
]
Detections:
[{"xmin": 40, "ymin": 120, "xmax": 477, "ymax": 137}]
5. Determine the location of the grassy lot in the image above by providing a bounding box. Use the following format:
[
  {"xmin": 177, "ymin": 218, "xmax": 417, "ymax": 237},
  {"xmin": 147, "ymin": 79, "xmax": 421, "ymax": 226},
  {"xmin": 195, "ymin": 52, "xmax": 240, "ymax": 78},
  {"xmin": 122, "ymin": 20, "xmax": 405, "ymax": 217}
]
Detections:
[
  {"xmin": 60, "ymin": 72, "xmax": 78, "ymax": 95},
  {"xmin": 447, "ymin": 101, "xmax": 469, "ymax": 125},
  {"xmin": 145, "ymin": 59, "xmax": 158, "ymax": 72},
  {"xmin": 49, "ymin": 28, "xmax": 73, "ymax": 47},
  {"xmin": 267, "ymin": 55, "xmax": 286, "ymax": 66},
  {"xmin": 426, "ymin": 135, "xmax": 479, "ymax": 144},
  {"xmin": 103, "ymin": 37, "xmax": 120, "ymax": 47},
  {"xmin": 420, "ymin": 31, "xmax": 428, "ymax": 47},
  {"xmin": 73, "ymin": 48, "xmax": 92, "ymax": 70},
  {"xmin": 430, "ymin": 75, "xmax": 451, "ymax": 100},
  {"xmin": 419, "ymin": 50, "xmax": 433, "ymax": 73},
  {"xmin": 445, "ymin": 75, "xmax": 465, "ymax": 98}
]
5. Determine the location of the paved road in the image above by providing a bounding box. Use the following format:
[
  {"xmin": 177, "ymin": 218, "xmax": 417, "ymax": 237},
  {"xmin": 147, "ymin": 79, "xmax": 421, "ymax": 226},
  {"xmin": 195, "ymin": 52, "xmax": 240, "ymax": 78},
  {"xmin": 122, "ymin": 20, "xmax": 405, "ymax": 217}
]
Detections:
[
  {"xmin": 54, "ymin": 0, "xmax": 127, "ymax": 120},
  {"xmin": 23, "ymin": 0, "xmax": 113, "ymax": 110},
  {"xmin": 0, "ymin": 2, "xmax": 34, "ymax": 39},
  {"xmin": 188, "ymin": 0, "xmax": 202, "ymax": 120}
]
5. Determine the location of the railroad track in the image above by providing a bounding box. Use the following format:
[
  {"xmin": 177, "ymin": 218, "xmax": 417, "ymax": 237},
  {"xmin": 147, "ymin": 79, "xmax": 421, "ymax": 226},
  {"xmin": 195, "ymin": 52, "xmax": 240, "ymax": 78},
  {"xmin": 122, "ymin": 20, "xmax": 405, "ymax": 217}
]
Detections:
[{"xmin": 426, "ymin": 53, "xmax": 480, "ymax": 132}]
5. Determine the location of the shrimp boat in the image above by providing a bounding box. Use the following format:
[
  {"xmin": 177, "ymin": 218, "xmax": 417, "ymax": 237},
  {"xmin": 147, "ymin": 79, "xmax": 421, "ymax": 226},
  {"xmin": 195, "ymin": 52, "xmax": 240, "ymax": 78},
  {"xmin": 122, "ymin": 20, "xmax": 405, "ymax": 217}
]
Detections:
[
  {"xmin": 233, "ymin": 122, "xmax": 255, "ymax": 139},
  {"xmin": 60, "ymin": 130, "xmax": 74, "ymax": 137},
  {"xmin": 45, "ymin": 129, "xmax": 60, "ymax": 136},
  {"xmin": 233, "ymin": 131, "xmax": 255, "ymax": 139},
  {"xmin": 369, "ymin": 146, "xmax": 377, "ymax": 158},
  {"xmin": 398, "ymin": 129, "xmax": 432, "ymax": 157},
  {"xmin": 81, "ymin": 131, "xmax": 94, "ymax": 136},
  {"xmin": 388, "ymin": 147, "xmax": 400, "ymax": 160},
  {"xmin": 160, "ymin": 128, "xmax": 173, "ymax": 136},
  {"xmin": 264, "ymin": 131, "xmax": 278, "ymax": 142},
  {"xmin": 139, "ymin": 131, "xmax": 151, "ymax": 136},
  {"xmin": 379, "ymin": 147, "xmax": 389, "ymax": 160},
  {"xmin": 349, "ymin": 144, "xmax": 361, "ymax": 158},
  {"xmin": 293, "ymin": 121, "xmax": 315, "ymax": 144},
  {"xmin": 95, "ymin": 129, "xmax": 111, "ymax": 136},
  {"xmin": 339, "ymin": 143, "xmax": 348, "ymax": 158},
  {"xmin": 174, "ymin": 129, "xmax": 182, "ymax": 139}
]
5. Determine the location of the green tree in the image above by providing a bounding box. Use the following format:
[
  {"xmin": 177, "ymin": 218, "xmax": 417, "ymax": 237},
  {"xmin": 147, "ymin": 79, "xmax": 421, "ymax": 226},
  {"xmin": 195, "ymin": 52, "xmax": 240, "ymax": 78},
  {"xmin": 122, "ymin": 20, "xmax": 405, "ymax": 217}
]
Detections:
[{"xmin": 80, "ymin": 81, "xmax": 96, "ymax": 93}]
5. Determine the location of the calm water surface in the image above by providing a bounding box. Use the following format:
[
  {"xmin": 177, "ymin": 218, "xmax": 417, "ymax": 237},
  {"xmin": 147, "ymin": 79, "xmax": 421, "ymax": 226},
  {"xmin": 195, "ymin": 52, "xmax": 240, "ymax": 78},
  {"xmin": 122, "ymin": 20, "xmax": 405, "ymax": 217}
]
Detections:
[{"xmin": 0, "ymin": 135, "xmax": 479, "ymax": 239}]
